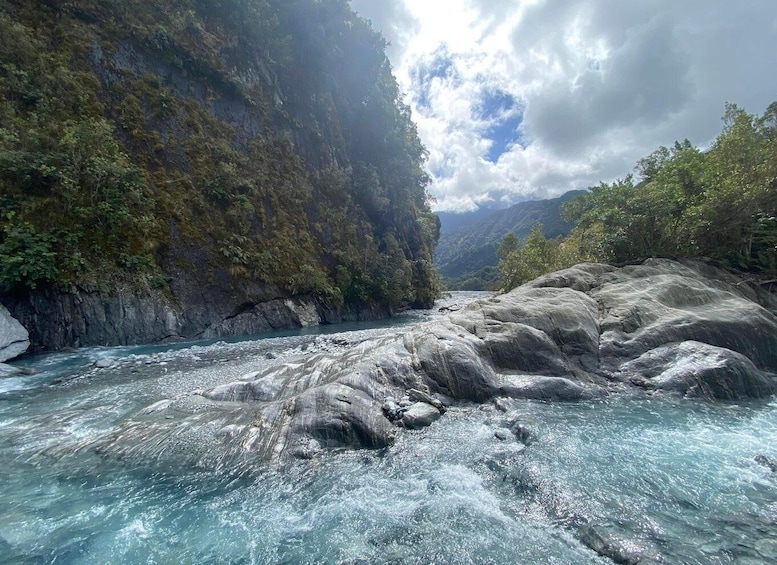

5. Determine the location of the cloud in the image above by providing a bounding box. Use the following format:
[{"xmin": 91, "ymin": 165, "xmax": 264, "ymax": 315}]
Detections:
[
  {"xmin": 348, "ymin": 0, "xmax": 419, "ymax": 63},
  {"xmin": 351, "ymin": 0, "xmax": 777, "ymax": 212}
]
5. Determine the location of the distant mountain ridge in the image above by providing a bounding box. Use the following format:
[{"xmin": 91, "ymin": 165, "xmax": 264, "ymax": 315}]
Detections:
[
  {"xmin": 434, "ymin": 190, "xmax": 585, "ymax": 289},
  {"xmin": 435, "ymin": 205, "xmax": 507, "ymax": 235}
]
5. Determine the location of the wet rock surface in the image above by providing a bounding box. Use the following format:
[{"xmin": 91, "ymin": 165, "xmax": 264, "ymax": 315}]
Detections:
[
  {"xmin": 618, "ymin": 341, "xmax": 776, "ymax": 399},
  {"xmin": 0, "ymin": 304, "xmax": 29, "ymax": 362},
  {"xmin": 113, "ymin": 260, "xmax": 777, "ymax": 464}
]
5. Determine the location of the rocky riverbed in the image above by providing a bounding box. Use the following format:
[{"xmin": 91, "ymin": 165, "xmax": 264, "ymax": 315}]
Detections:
[
  {"xmin": 2, "ymin": 261, "xmax": 777, "ymax": 563},
  {"xmin": 90, "ymin": 259, "xmax": 777, "ymax": 473}
]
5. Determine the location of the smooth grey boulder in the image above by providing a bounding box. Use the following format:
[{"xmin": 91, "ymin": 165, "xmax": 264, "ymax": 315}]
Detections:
[
  {"xmin": 406, "ymin": 322, "xmax": 499, "ymax": 402},
  {"xmin": 119, "ymin": 337, "xmax": 422, "ymax": 463},
  {"xmin": 593, "ymin": 259, "xmax": 777, "ymax": 373},
  {"xmin": 528, "ymin": 262, "xmax": 616, "ymax": 293},
  {"xmin": 617, "ymin": 341, "xmax": 775, "ymax": 400},
  {"xmin": 0, "ymin": 304, "xmax": 29, "ymax": 362},
  {"xmin": 450, "ymin": 286, "xmax": 602, "ymax": 378},
  {"xmin": 400, "ymin": 402, "xmax": 442, "ymax": 429}
]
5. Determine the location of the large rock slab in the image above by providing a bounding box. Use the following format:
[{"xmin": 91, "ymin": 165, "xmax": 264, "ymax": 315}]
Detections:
[
  {"xmin": 118, "ymin": 259, "xmax": 777, "ymax": 465},
  {"xmin": 449, "ymin": 286, "xmax": 602, "ymax": 378},
  {"xmin": 617, "ymin": 341, "xmax": 776, "ymax": 400},
  {"xmin": 0, "ymin": 304, "xmax": 29, "ymax": 362},
  {"xmin": 591, "ymin": 259, "xmax": 777, "ymax": 373},
  {"xmin": 405, "ymin": 322, "xmax": 499, "ymax": 402},
  {"xmin": 500, "ymin": 375, "xmax": 598, "ymax": 401}
]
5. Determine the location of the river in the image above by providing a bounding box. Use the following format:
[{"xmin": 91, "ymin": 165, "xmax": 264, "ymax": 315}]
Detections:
[{"xmin": 1, "ymin": 293, "xmax": 776, "ymax": 564}]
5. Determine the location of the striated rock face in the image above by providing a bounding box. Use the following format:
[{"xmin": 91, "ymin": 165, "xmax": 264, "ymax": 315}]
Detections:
[
  {"xmin": 2, "ymin": 288, "xmax": 390, "ymax": 352},
  {"xmin": 616, "ymin": 341, "xmax": 775, "ymax": 400},
  {"xmin": 120, "ymin": 259, "xmax": 776, "ymax": 465},
  {"xmin": 0, "ymin": 304, "xmax": 29, "ymax": 362}
]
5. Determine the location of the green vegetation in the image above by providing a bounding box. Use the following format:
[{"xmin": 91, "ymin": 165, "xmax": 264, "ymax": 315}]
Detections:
[
  {"xmin": 496, "ymin": 224, "xmax": 593, "ymax": 290},
  {"xmin": 0, "ymin": 0, "xmax": 440, "ymax": 308},
  {"xmin": 498, "ymin": 102, "xmax": 777, "ymax": 290}
]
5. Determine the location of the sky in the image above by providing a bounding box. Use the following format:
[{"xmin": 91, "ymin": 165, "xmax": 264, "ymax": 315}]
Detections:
[{"xmin": 349, "ymin": 0, "xmax": 777, "ymax": 212}]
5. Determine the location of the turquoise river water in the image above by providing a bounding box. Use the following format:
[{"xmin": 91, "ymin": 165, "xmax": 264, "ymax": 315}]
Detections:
[{"xmin": 1, "ymin": 296, "xmax": 776, "ymax": 564}]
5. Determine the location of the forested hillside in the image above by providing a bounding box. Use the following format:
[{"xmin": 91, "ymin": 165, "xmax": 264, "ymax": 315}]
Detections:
[
  {"xmin": 0, "ymin": 0, "xmax": 441, "ymax": 347},
  {"xmin": 498, "ymin": 103, "xmax": 777, "ymax": 290},
  {"xmin": 434, "ymin": 191, "xmax": 582, "ymax": 290}
]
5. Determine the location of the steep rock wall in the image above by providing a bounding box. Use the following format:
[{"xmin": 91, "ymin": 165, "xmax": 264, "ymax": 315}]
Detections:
[{"xmin": 4, "ymin": 287, "xmax": 389, "ymax": 352}]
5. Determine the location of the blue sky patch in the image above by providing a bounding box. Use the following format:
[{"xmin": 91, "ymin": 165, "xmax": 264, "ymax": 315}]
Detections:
[{"xmin": 478, "ymin": 90, "xmax": 524, "ymax": 163}]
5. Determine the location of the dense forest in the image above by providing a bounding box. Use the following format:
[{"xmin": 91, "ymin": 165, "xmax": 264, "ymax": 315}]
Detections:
[
  {"xmin": 0, "ymin": 0, "xmax": 440, "ymax": 315},
  {"xmin": 499, "ymin": 103, "xmax": 777, "ymax": 290}
]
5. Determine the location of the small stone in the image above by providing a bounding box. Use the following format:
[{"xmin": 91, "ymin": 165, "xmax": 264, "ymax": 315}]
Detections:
[
  {"xmin": 290, "ymin": 437, "xmax": 322, "ymax": 460},
  {"xmin": 494, "ymin": 428, "xmax": 512, "ymax": 441},
  {"xmin": 382, "ymin": 400, "xmax": 403, "ymax": 421},
  {"xmin": 494, "ymin": 398, "xmax": 509, "ymax": 412},
  {"xmin": 94, "ymin": 358, "xmax": 115, "ymax": 369},
  {"xmin": 408, "ymin": 388, "xmax": 446, "ymax": 413},
  {"xmin": 398, "ymin": 397, "xmax": 413, "ymax": 408},
  {"xmin": 142, "ymin": 399, "xmax": 172, "ymax": 414},
  {"xmin": 755, "ymin": 454, "xmax": 777, "ymax": 473},
  {"xmin": 265, "ymin": 352, "xmax": 278, "ymax": 359},
  {"xmin": 510, "ymin": 422, "xmax": 537, "ymax": 445},
  {"xmin": 401, "ymin": 402, "xmax": 442, "ymax": 429}
]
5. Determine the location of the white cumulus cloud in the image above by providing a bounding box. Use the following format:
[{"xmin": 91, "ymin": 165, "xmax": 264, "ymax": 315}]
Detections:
[{"xmin": 350, "ymin": 0, "xmax": 777, "ymax": 212}]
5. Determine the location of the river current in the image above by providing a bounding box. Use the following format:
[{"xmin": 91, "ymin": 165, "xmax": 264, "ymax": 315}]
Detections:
[{"xmin": 1, "ymin": 293, "xmax": 776, "ymax": 564}]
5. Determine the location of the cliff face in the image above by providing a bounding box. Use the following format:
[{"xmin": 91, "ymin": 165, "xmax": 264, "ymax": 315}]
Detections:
[{"xmin": 0, "ymin": 0, "xmax": 440, "ymax": 350}]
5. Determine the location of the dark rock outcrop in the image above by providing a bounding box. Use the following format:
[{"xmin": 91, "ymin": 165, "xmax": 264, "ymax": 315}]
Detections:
[
  {"xmin": 755, "ymin": 454, "xmax": 777, "ymax": 473},
  {"xmin": 3, "ymin": 287, "xmax": 390, "ymax": 352},
  {"xmin": 119, "ymin": 259, "xmax": 777, "ymax": 465},
  {"xmin": 0, "ymin": 304, "xmax": 29, "ymax": 362}
]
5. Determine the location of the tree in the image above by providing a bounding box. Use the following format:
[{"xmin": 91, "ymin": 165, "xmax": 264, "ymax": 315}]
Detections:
[
  {"xmin": 498, "ymin": 224, "xmax": 563, "ymax": 291},
  {"xmin": 563, "ymin": 101, "xmax": 777, "ymax": 276}
]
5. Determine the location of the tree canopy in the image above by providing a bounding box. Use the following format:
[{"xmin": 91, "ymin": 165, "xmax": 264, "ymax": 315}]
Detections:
[
  {"xmin": 498, "ymin": 102, "xmax": 777, "ymax": 291},
  {"xmin": 0, "ymin": 0, "xmax": 440, "ymax": 308}
]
